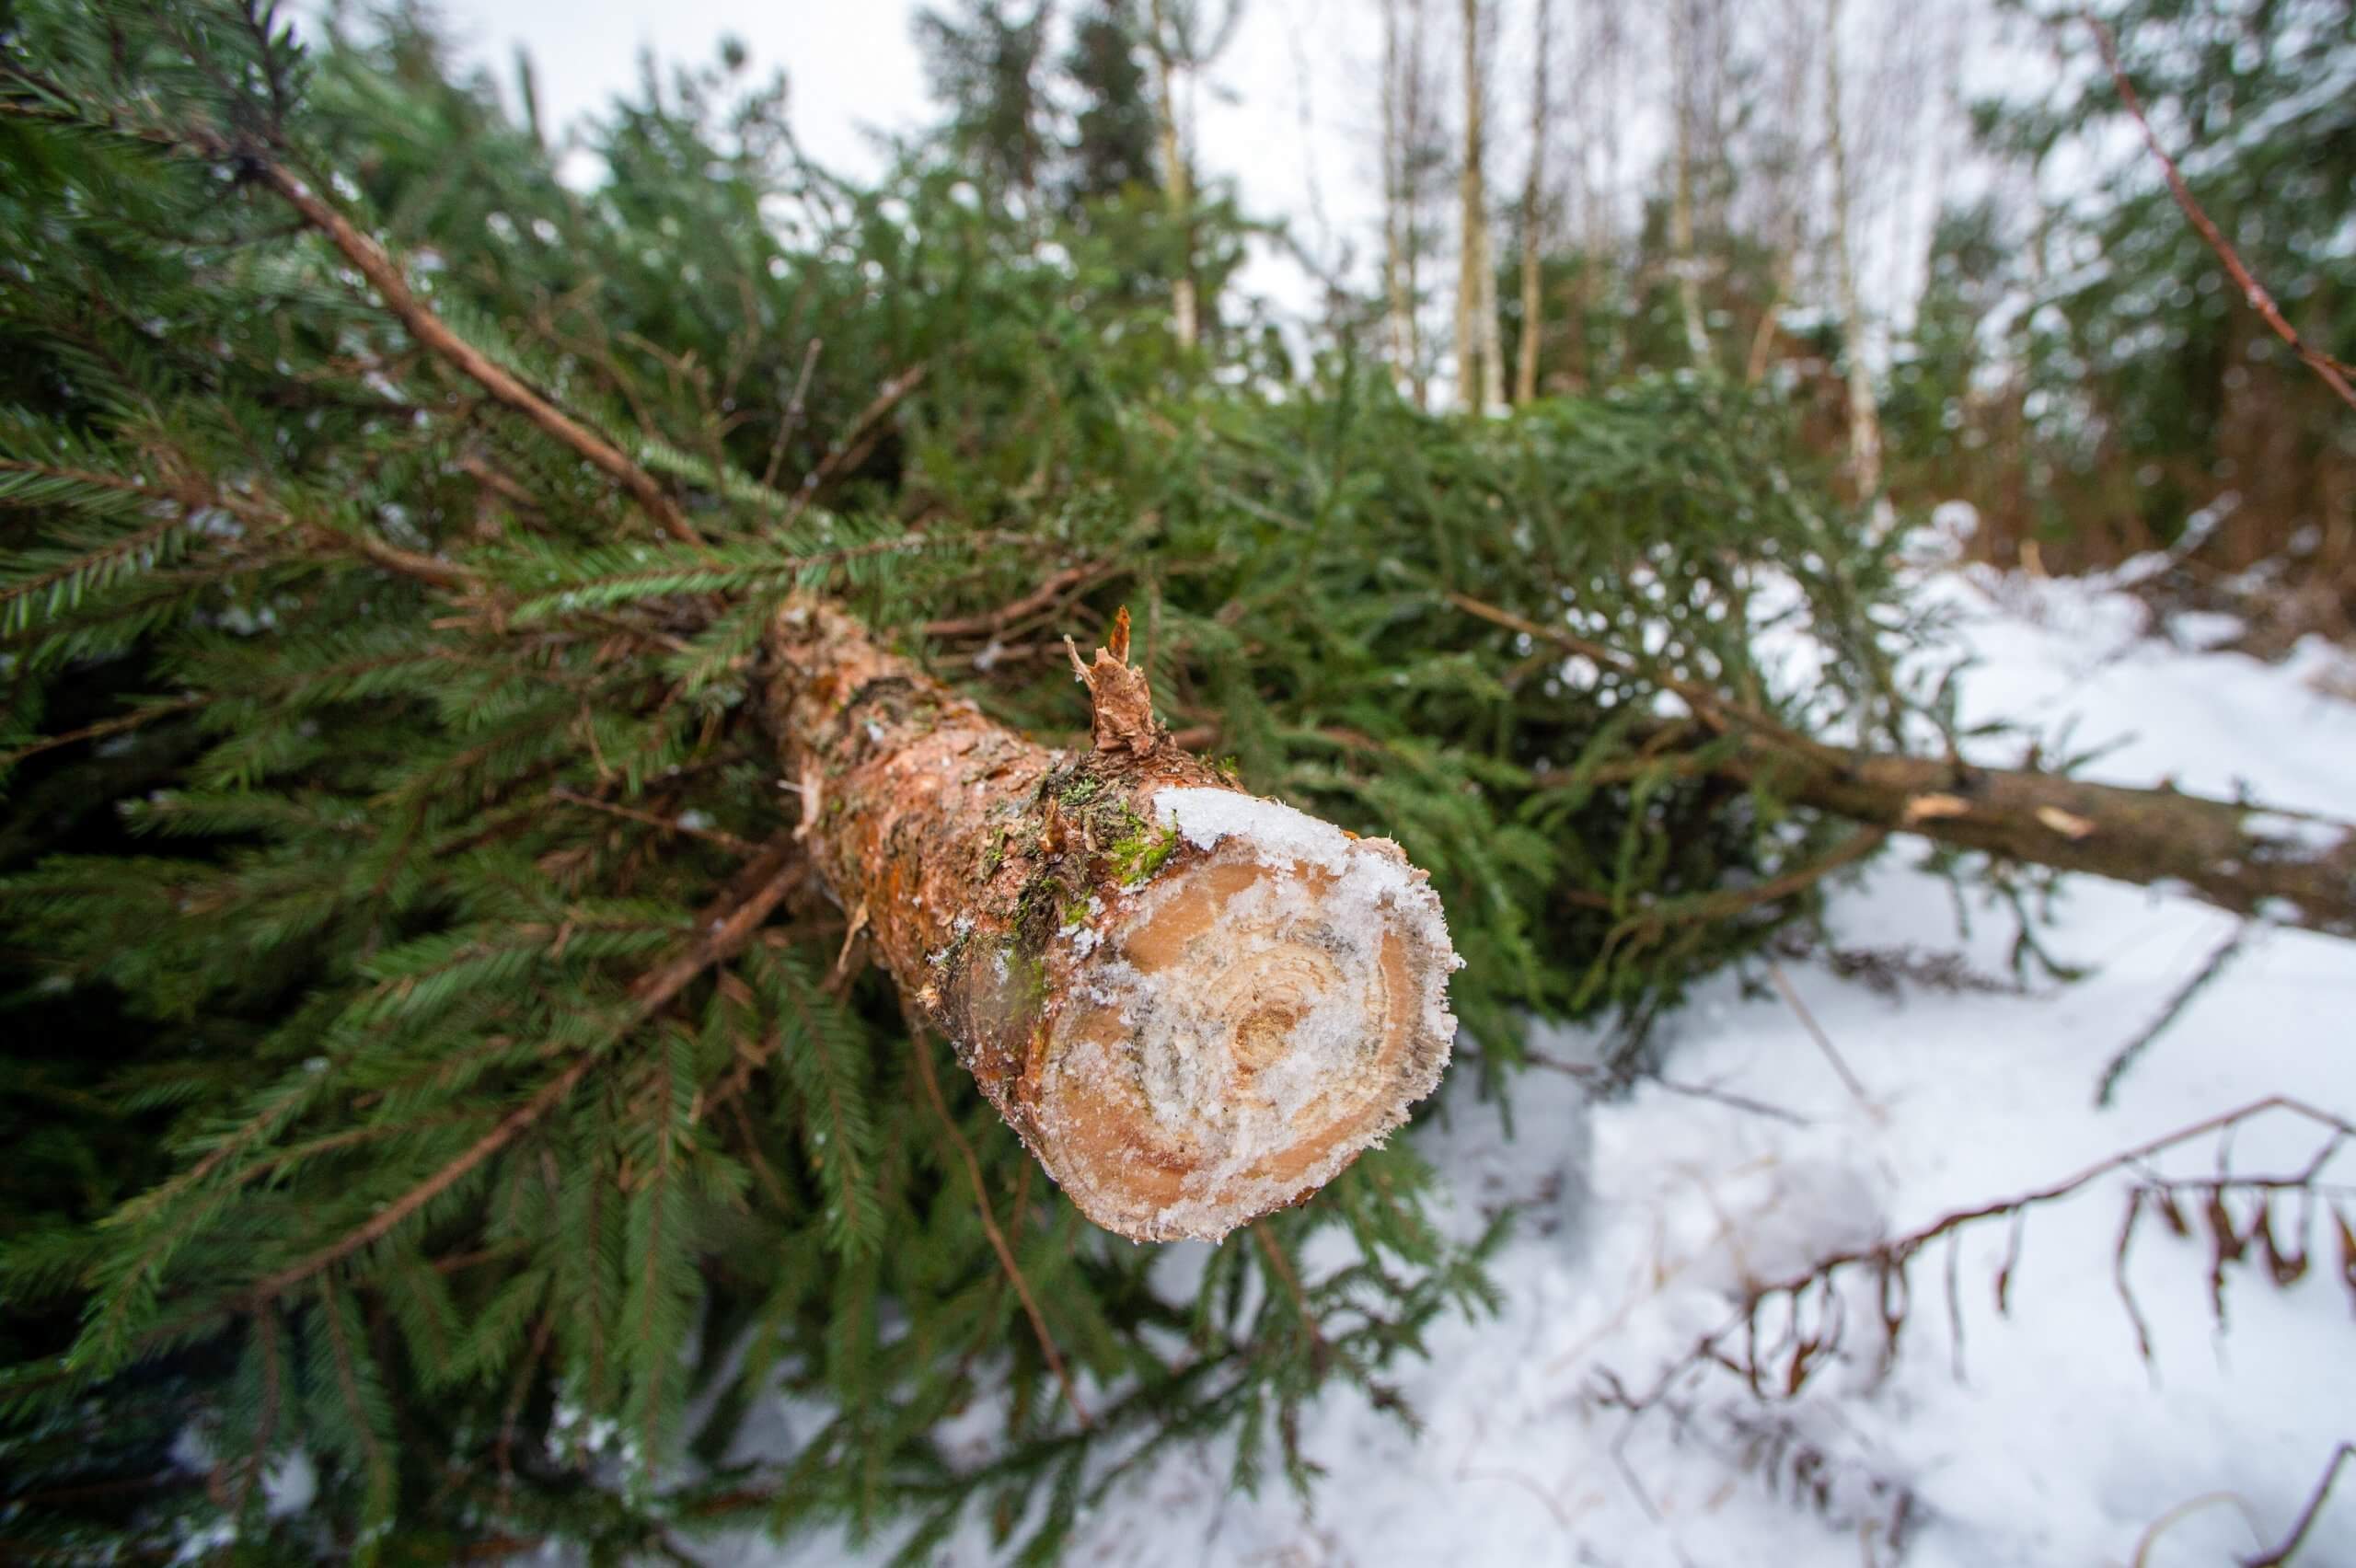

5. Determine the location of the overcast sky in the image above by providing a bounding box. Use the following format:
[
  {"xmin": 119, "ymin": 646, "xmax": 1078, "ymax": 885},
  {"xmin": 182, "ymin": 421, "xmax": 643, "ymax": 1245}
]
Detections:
[
  {"xmin": 295, "ymin": 0, "xmax": 2041, "ymax": 364},
  {"xmin": 430, "ymin": 0, "xmax": 1379, "ymax": 318}
]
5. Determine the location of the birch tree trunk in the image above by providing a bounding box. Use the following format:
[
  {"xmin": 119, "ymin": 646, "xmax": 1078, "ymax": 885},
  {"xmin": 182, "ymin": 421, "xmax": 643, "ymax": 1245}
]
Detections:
[
  {"xmin": 1403, "ymin": 0, "xmax": 1436, "ymax": 408},
  {"xmin": 1456, "ymin": 0, "xmax": 1499, "ymax": 411},
  {"xmin": 1382, "ymin": 0, "xmax": 1420, "ymax": 398},
  {"xmin": 1477, "ymin": 202, "xmax": 1507, "ymax": 409},
  {"xmin": 1514, "ymin": 0, "xmax": 1553, "ymax": 405},
  {"xmin": 1670, "ymin": 0, "xmax": 1713, "ymax": 366},
  {"xmin": 1150, "ymin": 0, "xmax": 1199, "ymax": 352},
  {"xmin": 1744, "ymin": 0, "xmax": 1813, "ymax": 386},
  {"xmin": 1823, "ymin": 0, "xmax": 1883, "ymax": 496},
  {"xmin": 763, "ymin": 601, "xmax": 1458, "ymax": 1242}
]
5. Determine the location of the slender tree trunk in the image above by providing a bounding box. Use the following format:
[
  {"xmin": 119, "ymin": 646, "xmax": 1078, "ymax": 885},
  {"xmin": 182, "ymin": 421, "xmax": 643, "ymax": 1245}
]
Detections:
[
  {"xmin": 1514, "ymin": 0, "xmax": 1552, "ymax": 405},
  {"xmin": 1150, "ymin": 0, "xmax": 1199, "ymax": 351},
  {"xmin": 1404, "ymin": 0, "xmax": 1433, "ymax": 408},
  {"xmin": 1477, "ymin": 202, "xmax": 1507, "ymax": 409},
  {"xmin": 762, "ymin": 601, "xmax": 1457, "ymax": 1241},
  {"xmin": 1457, "ymin": 0, "xmax": 1501, "ymax": 410},
  {"xmin": 1823, "ymin": 0, "xmax": 1882, "ymax": 495},
  {"xmin": 1744, "ymin": 249, "xmax": 1797, "ymax": 386},
  {"xmin": 1382, "ymin": 0, "xmax": 1419, "ymax": 398},
  {"xmin": 1670, "ymin": 1, "xmax": 1712, "ymax": 366},
  {"xmin": 1746, "ymin": 0, "xmax": 1813, "ymax": 387}
]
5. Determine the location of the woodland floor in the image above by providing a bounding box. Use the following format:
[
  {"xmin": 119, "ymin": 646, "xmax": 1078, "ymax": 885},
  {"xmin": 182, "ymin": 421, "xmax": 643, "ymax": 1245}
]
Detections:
[{"xmin": 700, "ymin": 558, "xmax": 2356, "ymax": 1568}]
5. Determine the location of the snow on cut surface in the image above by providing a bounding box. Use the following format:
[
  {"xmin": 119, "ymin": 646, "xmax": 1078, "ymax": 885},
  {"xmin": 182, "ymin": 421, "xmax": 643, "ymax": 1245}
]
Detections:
[
  {"xmin": 1156, "ymin": 786, "xmax": 1390, "ymax": 882},
  {"xmin": 696, "ymin": 571, "xmax": 2356, "ymax": 1567},
  {"xmin": 1150, "ymin": 784, "xmax": 1455, "ymax": 969},
  {"xmin": 1029, "ymin": 788, "xmax": 1461, "ymax": 1240}
]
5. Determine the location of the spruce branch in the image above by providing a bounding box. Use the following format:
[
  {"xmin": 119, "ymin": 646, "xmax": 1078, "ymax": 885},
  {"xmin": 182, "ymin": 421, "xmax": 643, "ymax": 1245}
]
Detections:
[
  {"xmin": 2082, "ymin": 14, "xmax": 2356, "ymax": 413},
  {"xmin": 224, "ymin": 149, "xmax": 707, "ymax": 545},
  {"xmin": 0, "ymin": 68, "xmax": 704, "ymax": 544},
  {"xmin": 244, "ymin": 1055, "xmax": 597, "ymax": 1305},
  {"xmin": 1453, "ymin": 590, "xmax": 2356, "ymax": 940},
  {"xmin": 245, "ymin": 832, "xmax": 805, "ymax": 1304},
  {"xmin": 0, "ymin": 697, "xmax": 207, "ymax": 775}
]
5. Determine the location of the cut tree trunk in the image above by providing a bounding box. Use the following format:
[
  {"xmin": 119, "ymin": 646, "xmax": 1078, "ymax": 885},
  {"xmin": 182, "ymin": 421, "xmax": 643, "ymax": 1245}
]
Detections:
[
  {"xmin": 1449, "ymin": 592, "xmax": 2356, "ymax": 941},
  {"xmin": 762, "ymin": 601, "xmax": 1458, "ymax": 1242},
  {"xmin": 1724, "ymin": 739, "xmax": 2356, "ymax": 940}
]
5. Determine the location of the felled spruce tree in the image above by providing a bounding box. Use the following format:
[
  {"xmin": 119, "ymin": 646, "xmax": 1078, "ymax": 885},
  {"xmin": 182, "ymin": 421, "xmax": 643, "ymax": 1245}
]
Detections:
[
  {"xmin": 0, "ymin": 9, "xmax": 1505, "ymax": 1559},
  {"xmin": 4, "ymin": 4, "xmax": 2351, "ymax": 1564}
]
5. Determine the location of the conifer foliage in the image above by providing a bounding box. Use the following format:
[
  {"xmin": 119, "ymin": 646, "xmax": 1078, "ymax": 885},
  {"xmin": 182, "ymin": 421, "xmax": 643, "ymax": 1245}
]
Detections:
[{"xmin": 0, "ymin": 2, "xmax": 1951, "ymax": 1560}]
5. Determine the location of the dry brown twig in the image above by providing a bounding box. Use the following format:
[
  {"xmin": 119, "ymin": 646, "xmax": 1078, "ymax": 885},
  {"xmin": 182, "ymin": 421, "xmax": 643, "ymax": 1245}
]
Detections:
[
  {"xmin": 911, "ymin": 1034, "xmax": 1092, "ymax": 1430},
  {"xmin": 2246, "ymin": 1442, "xmax": 2355, "ymax": 1568},
  {"xmin": 1595, "ymin": 1095, "xmax": 2356, "ymax": 1426},
  {"xmin": 548, "ymin": 785, "xmax": 756, "ymax": 856},
  {"xmin": 1764, "ymin": 959, "xmax": 1877, "ymax": 1111},
  {"xmin": 783, "ymin": 363, "xmax": 930, "ymax": 523},
  {"xmin": 920, "ymin": 559, "xmax": 1125, "ymax": 641},
  {"xmin": 1586, "ymin": 1099, "xmax": 2354, "ymax": 1560}
]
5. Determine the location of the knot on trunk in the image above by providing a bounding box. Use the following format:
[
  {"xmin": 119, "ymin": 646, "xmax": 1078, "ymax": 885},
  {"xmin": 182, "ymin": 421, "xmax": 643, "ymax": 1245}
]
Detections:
[{"xmin": 1066, "ymin": 605, "xmax": 1160, "ymax": 756}]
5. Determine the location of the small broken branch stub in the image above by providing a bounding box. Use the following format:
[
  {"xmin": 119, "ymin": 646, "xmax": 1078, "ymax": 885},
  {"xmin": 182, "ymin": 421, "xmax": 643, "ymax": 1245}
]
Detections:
[{"xmin": 1066, "ymin": 606, "xmax": 1160, "ymax": 755}]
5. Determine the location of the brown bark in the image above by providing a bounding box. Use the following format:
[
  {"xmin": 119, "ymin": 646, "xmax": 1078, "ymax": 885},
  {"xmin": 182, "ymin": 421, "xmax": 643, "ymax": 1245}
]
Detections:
[
  {"xmin": 1726, "ymin": 740, "xmax": 2356, "ymax": 940},
  {"xmin": 1449, "ymin": 592, "xmax": 2356, "ymax": 941},
  {"xmin": 762, "ymin": 601, "xmax": 1458, "ymax": 1242}
]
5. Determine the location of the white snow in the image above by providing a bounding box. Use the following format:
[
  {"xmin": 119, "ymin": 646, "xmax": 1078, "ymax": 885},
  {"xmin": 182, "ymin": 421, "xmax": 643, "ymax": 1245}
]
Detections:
[
  {"xmin": 1152, "ymin": 785, "xmax": 1418, "ymax": 907},
  {"xmin": 698, "ymin": 567, "xmax": 2356, "ymax": 1566}
]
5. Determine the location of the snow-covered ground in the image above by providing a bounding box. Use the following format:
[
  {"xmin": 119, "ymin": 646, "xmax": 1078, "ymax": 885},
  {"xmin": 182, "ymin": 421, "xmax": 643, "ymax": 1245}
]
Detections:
[{"xmin": 713, "ymin": 566, "xmax": 2356, "ymax": 1567}]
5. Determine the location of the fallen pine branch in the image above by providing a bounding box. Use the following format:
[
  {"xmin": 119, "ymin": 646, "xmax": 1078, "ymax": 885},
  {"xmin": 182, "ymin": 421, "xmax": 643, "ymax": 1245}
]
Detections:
[{"xmin": 1452, "ymin": 594, "xmax": 2356, "ymax": 941}]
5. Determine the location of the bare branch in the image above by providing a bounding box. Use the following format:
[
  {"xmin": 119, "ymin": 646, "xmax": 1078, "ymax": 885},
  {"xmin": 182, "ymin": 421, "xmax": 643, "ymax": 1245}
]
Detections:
[
  {"xmin": 2246, "ymin": 1442, "xmax": 2356, "ymax": 1568},
  {"xmin": 248, "ymin": 156, "xmax": 702, "ymax": 541},
  {"xmin": 2082, "ymin": 15, "xmax": 2356, "ymax": 413},
  {"xmin": 913, "ymin": 1034, "xmax": 1092, "ymax": 1430}
]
